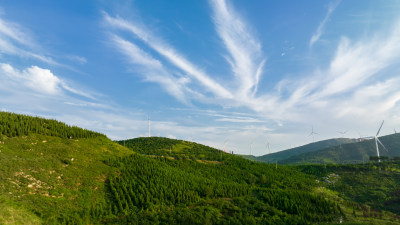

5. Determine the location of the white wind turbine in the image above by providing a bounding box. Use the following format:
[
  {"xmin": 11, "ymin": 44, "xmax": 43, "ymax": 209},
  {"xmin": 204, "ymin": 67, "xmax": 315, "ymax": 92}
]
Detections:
[
  {"xmin": 337, "ymin": 130, "xmax": 348, "ymax": 138},
  {"xmin": 266, "ymin": 139, "xmax": 270, "ymax": 155},
  {"xmin": 368, "ymin": 120, "xmax": 388, "ymax": 162},
  {"xmin": 309, "ymin": 126, "xmax": 319, "ymax": 143}
]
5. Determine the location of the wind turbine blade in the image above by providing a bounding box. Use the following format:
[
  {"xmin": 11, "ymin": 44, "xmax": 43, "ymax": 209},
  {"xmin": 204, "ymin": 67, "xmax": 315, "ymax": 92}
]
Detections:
[
  {"xmin": 376, "ymin": 120, "xmax": 384, "ymax": 136},
  {"xmin": 376, "ymin": 138, "xmax": 388, "ymax": 152}
]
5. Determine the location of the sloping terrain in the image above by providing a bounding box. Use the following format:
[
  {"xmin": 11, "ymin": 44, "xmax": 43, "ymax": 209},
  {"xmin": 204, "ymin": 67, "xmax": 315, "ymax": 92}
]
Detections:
[
  {"xmin": 298, "ymin": 162, "xmax": 400, "ymax": 221},
  {"xmin": 280, "ymin": 133, "xmax": 400, "ymax": 164},
  {"xmin": 255, "ymin": 138, "xmax": 356, "ymax": 163}
]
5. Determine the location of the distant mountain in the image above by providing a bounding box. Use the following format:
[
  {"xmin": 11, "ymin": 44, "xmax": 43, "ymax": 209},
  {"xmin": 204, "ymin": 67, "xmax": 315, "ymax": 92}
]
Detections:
[
  {"xmin": 279, "ymin": 133, "xmax": 400, "ymax": 164},
  {"xmin": 254, "ymin": 138, "xmax": 356, "ymax": 163}
]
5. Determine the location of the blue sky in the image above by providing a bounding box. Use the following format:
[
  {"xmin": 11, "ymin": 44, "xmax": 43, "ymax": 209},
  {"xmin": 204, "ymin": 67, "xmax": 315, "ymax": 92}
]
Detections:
[{"xmin": 1, "ymin": 0, "xmax": 400, "ymax": 156}]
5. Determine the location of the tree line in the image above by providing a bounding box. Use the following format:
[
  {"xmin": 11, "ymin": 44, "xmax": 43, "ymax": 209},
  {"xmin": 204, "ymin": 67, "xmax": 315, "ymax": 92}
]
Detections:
[{"xmin": 0, "ymin": 112, "xmax": 105, "ymax": 139}]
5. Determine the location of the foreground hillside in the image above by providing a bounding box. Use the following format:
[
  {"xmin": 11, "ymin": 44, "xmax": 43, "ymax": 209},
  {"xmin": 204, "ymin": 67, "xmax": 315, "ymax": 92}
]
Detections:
[
  {"xmin": 298, "ymin": 162, "xmax": 400, "ymax": 221},
  {"xmin": 0, "ymin": 113, "xmax": 132, "ymax": 224},
  {"xmin": 0, "ymin": 112, "xmax": 399, "ymax": 224}
]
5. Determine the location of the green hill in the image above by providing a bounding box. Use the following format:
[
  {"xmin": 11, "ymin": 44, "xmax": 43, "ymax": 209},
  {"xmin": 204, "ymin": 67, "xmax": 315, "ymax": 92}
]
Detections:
[
  {"xmin": 255, "ymin": 138, "xmax": 356, "ymax": 163},
  {"xmin": 279, "ymin": 133, "xmax": 400, "ymax": 165},
  {"xmin": 1, "ymin": 112, "xmax": 400, "ymax": 224},
  {"xmin": 297, "ymin": 162, "xmax": 400, "ymax": 221}
]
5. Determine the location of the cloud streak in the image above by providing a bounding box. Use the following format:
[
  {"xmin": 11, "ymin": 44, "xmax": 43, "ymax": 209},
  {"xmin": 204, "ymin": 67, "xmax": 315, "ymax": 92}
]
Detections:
[
  {"xmin": 111, "ymin": 35, "xmax": 191, "ymax": 103},
  {"xmin": 310, "ymin": 0, "xmax": 341, "ymax": 47},
  {"xmin": 210, "ymin": 0, "xmax": 266, "ymax": 98},
  {"xmin": 0, "ymin": 16, "xmax": 56, "ymax": 64},
  {"xmin": 0, "ymin": 63, "xmax": 96, "ymax": 100},
  {"xmin": 103, "ymin": 13, "xmax": 233, "ymax": 100}
]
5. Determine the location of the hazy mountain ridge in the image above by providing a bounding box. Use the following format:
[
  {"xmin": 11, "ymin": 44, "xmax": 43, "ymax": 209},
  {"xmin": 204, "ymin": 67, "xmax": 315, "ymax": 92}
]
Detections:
[
  {"xmin": 250, "ymin": 134, "xmax": 400, "ymax": 165},
  {"xmin": 254, "ymin": 138, "xmax": 357, "ymax": 163},
  {"xmin": 280, "ymin": 134, "xmax": 400, "ymax": 164}
]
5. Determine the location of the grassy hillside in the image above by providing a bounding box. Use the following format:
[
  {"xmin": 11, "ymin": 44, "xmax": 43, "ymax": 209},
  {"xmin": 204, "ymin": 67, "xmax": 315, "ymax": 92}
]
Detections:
[
  {"xmin": 117, "ymin": 137, "xmax": 228, "ymax": 161},
  {"xmin": 298, "ymin": 162, "xmax": 400, "ymax": 222},
  {"xmin": 255, "ymin": 138, "xmax": 356, "ymax": 163},
  {"xmin": 0, "ymin": 134, "xmax": 132, "ymax": 224},
  {"xmin": 0, "ymin": 112, "xmax": 133, "ymax": 224},
  {"xmin": 1, "ymin": 112, "xmax": 400, "ymax": 224},
  {"xmin": 280, "ymin": 133, "xmax": 400, "ymax": 164}
]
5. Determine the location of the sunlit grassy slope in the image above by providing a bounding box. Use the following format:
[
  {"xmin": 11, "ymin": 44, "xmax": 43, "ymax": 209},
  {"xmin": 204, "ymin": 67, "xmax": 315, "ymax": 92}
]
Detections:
[{"xmin": 0, "ymin": 133, "xmax": 132, "ymax": 224}]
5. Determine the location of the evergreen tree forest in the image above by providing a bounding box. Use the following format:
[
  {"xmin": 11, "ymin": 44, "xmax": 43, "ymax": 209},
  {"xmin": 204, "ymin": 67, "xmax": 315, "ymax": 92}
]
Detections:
[{"xmin": 0, "ymin": 112, "xmax": 105, "ymax": 139}]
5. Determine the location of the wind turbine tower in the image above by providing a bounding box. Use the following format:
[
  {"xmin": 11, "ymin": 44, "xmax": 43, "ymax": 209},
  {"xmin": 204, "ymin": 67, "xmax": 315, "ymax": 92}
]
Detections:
[
  {"xmin": 370, "ymin": 120, "xmax": 388, "ymax": 162},
  {"xmin": 309, "ymin": 126, "xmax": 319, "ymax": 143},
  {"xmin": 266, "ymin": 140, "xmax": 270, "ymax": 155}
]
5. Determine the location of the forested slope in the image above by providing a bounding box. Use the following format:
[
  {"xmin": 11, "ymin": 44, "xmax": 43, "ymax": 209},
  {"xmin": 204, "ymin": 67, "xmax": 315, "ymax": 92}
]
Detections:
[
  {"xmin": 254, "ymin": 138, "xmax": 356, "ymax": 163},
  {"xmin": 0, "ymin": 112, "xmax": 105, "ymax": 139},
  {"xmin": 298, "ymin": 162, "xmax": 400, "ymax": 221},
  {"xmin": 280, "ymin": 133, "xmax": 400, "ymax": 164}
]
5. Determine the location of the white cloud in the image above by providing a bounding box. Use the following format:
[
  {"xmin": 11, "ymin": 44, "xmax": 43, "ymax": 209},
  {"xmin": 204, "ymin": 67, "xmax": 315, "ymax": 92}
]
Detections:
[
  {"xmin": 103, "ymin": 13, "xmax": 233, "ymax": 100},
  {"xmin": 312, "ymin": 21, "xmax": 400, "ymax": 100},
  {"xmin": 0, "ymin": 63, "xmax": 61, "ymax": 95},
  {"xmin": 0, "ymin": 63, "xmax": 96, "ymax": 99},
  {"xmin": 66, "ymin": 55, "xmax": 87, "ymax": 65},
  {"xmin": 0, "ymin": 17, "xmax": 34, "ymax": 47},
  {"xmin": 111, "ymin": 35, "xmax": 190, "ymax": 103},
  {"xmin": 210, "ymin": 0, "xmax": 266, "ymax": 98},
  {"xmin": 0, "ymin": 16, "xmax": 57, "ymax": 64},
  {"xmin": 310, "ymin": 0, "xmax": 341, "ymax": 47}
]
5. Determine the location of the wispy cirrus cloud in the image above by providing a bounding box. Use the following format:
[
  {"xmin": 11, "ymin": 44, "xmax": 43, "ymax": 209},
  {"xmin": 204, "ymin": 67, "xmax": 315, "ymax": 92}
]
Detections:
[
  {"xmin": 103, "ymin": 13, "xmax": 233, "ymax": 100},
  {"xmin": 103, "ymin": 0, "xmax": 267, "ymax": 109},
  {"xmin": 111, "ymin": 35, "xmax": 192, "ymax": 103},
  {"xmin": 0, "ymin": 17, "xmax": 34, "ymax": 47},
  {"xmin": 309, "ymin": 0, "xmax": 341, "ymax": 47},
  {"xmin": 275, "ymin": 19, "xmax": 400, "ymax": 126},
  {"xmin": 309, "ymin": 20, "xmax": 400, "ymax": 101},
  {"xmin": 0, "ymin": 16, "xmax": 57, "ymax": 64},
  {"xmin": 209, "ymin": 0, "xmax": 266, "ymax": 98}
]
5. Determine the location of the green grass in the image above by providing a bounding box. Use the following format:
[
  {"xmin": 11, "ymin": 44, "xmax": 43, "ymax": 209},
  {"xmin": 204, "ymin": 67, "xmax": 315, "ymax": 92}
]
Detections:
[
  {"xmin": 0, "ymin": 197, "xmax": 41, "ymax": 225},
  {"xmin": 0, "ymin": 134, "xmax": 132, "ymax": 223}
]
